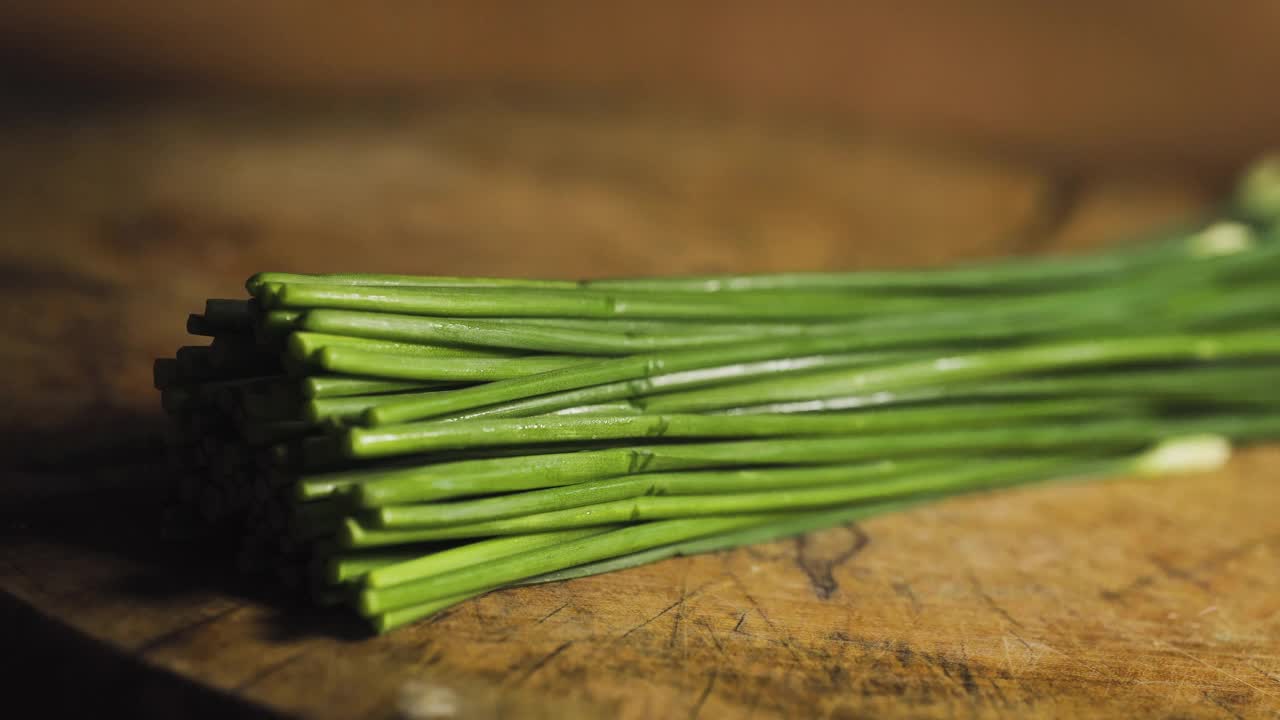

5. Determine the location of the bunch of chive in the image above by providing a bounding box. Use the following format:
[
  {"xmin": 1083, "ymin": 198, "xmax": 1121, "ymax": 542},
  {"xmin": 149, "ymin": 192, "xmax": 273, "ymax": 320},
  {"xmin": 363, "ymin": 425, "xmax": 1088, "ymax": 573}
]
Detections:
[{"xmin": 156, "ymin": 157, "xmax": 1280, "ymax": 633}]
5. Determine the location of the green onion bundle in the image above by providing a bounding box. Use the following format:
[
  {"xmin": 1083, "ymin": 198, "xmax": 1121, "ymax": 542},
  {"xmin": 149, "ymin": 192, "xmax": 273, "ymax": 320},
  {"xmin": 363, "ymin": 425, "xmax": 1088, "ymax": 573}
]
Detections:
[{"xmin": 157, "ymin": 157, "xmax": 1280, "ymax": 633}]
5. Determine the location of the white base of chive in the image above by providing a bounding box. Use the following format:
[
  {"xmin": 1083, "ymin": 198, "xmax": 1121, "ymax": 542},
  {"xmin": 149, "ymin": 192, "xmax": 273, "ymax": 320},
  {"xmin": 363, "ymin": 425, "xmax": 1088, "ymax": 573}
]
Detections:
[
  {"xmin": 1133, "ymin": 434, "xmax": 1231, "ymax": 476},
  {"xmin": 1188, "ymin": 222, "xmax": 1255, "ymax": 258}
]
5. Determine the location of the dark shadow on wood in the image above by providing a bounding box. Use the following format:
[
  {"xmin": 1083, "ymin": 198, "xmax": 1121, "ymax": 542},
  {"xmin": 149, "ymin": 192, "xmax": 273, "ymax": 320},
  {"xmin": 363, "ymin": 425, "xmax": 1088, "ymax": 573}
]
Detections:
[
  {"xmin": 0, "ymin": 590, "xmax": 287, "ymax": 719},
  {"xmin": 0, "ymin": 407, "xmax": 366, "ymax": 640}
]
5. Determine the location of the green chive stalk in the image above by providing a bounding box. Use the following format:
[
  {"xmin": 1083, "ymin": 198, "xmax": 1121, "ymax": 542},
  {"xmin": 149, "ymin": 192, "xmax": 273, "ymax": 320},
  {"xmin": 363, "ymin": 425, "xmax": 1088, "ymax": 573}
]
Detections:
[
  {"xmin": 344, "ymin": 397, "xmax": 1146, "ymax": 459},
  {"xmin": 156, "ymin": 157, "xmax": 1280, "ymax": 635}
]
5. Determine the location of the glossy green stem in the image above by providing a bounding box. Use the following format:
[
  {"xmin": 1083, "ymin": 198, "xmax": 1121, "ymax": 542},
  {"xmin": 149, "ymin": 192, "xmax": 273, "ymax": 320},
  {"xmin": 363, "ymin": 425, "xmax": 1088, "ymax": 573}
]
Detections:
[
  {"xmin": 360, "ymin": 302, "xmax": 1131, "ymax": 423},
  {"xmin": 273, "ymin": 281, "xmax": 976, "ymax": 320},
  {"xmin": 439, "ymin": 349, "xmax": 934, "ymax": 421},
  {"xmin": 368, "ymin": 459, "xmax": 952, "ymax": 528},
  {"xmin": 356, "ymin": 515, "xmax": 787, "ymax": 614},
  {"xmin": 713, "ymin": 364, "xmax": 1280, "ymax": 415},
  {"xmin": 634, "ymin": 330, "xmax": 1280, "ymax": 414},
  {"xmin": 301, "ymin": 375, "xmax": 452, "ymax": 399},
  {"xmin": 247, "ymin": 271, "xmax": 577, "ymax": 296},
  {"xmin": 345, "ymin": 397, "xmax": 1145, "ymax": 459},
  {"xmin": 363, "ymin": 527, "xmax": 616, "ymax": 589},
  {"xmin": 583, "ymin": 229, "xmax": 1204, "ymax": 292},
  {"xmin": 326, "ymin": 548, "xmax": 434, "ymax": 585},
  {"xmin": 347, "ymin": 412, "xmax": 1280, "ymax": 508},
  {"xmin": 301, "ymin": 309, "xmax": 803, "ymax": 355},
  {"xmin": 517, "ymin": 498, "xmax": 928, "ymax": 587},
  {"xmin": 287, "ymin": 331, "xmax": 521, "ymax": 362},
  {"xmin": 315, "ymin": 346, "xmax": 591, "ymax": 382},
  {"xmin": 345, "ymin": 456, "xmax": 1091, "ymax": 543}
]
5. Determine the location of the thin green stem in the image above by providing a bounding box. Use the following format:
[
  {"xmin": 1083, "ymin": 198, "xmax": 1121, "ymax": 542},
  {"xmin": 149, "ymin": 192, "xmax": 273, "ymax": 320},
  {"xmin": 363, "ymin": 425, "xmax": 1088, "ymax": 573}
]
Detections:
[
  {"xmin": 326, "ymin": 548, "xmax": 434, "ymax": 585},
  {"xmin": 369, "ymin": 458, "xmax": 960, "ymax": 528},
  {"xmin": 301, "ymin": 375, "xmax": 452, "ymax": 399},
  {"xmin": 345, "ymin": 455, "xmax": 1099, "ymax": 543},
  {"xmin": 361, "ymin": 302, "xmax": 1136, "ymax": 423},
  {"xmin": 347, "ymin": 412, "xmax": 1280, "ymax": 507},
  {"xmin": 345, "ymin": 397, "xmax": 1147, "ymax": 459},
  {"xmin": 247, "ymin": 271, "xmax": 578, "ymax": 297},
  {"xmin": 287, "ymin": 332, "xmax": 523, "ymax": 362},
  {"xmin": 356, "ymin": 515, "xmax": 787, "ymax": 614},
  {"xmin": 274, "ymin": 282, "xmax": 1009, "ymax": 320},
  {"xmin": 582, "ymin": 227, "xmax": 1207, "ymax": 292},
  {"xmin": 710, "ymin": 364, "xmax": 1280, "ymax": 415},
  {"xmin": 517, "ymin": 498, "xmax": 929, "ymax": 587},
  {"xmin": 316, "ymin": 347, "xmax": 592, "ymax": 382},
  {"xmin": 362, "ymin": 527, "xmax": 616, "ymax": 589},
  {"xmin": 635, "ymin": 330, "xmax": 1280, "ymax": 414},
  {"xmin": 437, "ymin": 349, "xmax": 936, "ymax": 421}
]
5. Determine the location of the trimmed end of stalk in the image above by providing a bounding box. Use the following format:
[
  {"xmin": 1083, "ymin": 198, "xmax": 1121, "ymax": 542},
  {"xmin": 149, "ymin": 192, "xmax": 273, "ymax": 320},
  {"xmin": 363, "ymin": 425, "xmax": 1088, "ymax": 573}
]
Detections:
[
  {"xmin": 343, "ymin": 428, "xmax": 368, "ymax": 458},
  {"xmin": 369, "ymin": 614, "xmax": 392, "ymax": 634},
  {"xmin": 285, "ymin": 332, "xmax": 315, "ymax": 363},
  {"xmin": 354, "ymin": 482, "xmax": 393, "ymax": 509},
  {"xmin": 1234, "ymin": 153, "xmax": 1280, "ymax": 226},
  {"xmin": 352, "ymin": 483, "xmax": 377, "ymax": 508},
  {"xmin": 295, "ymin": 480, "xmax": 325, "ymax": 503},
  {"xmin": 1187, "ymin": 222, "xmax": 1255, "ymax": 258},
  {"xmin": 258, "ymin": 282, "xmax": 287, "ymax": 309},
  {"xmin": 363, "ymin": 406, "xmax": 390, "ymax": 426},
  {"xmin": 1134, "ymin": 434, "xmax": 1232, "ymax": 476},
  {"xmin": 340, "ymin": 517, "xmax": 364, "ymax": 548},
  {"xmin": 357, "ymin": 590, "xmax": 379, "ymax": 617},
  {"xmin": 245, "ymin": 272, "xmax": 269, "ymax": 296},
  {"xmin": 303, "ymin": 400, "xmax": 327, "ymax": 425},
  {"xmin": 325, "ymin": 557, "xmax": 345, "ymax": 585},
  {"xmin": 315, "ymin": 346, "xmax": 341, "ymax": 372},
  {"xmin": 368, "ymin": 507, "xmax": 394, "ymax": 529}
]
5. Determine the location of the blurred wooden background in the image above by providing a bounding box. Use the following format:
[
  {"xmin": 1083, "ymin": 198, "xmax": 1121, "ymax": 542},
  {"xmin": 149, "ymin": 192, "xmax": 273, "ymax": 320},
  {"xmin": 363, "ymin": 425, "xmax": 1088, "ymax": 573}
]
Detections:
[{"xmin": 4, "ymin": 1, "xmax": 1280, "ymax": 168}]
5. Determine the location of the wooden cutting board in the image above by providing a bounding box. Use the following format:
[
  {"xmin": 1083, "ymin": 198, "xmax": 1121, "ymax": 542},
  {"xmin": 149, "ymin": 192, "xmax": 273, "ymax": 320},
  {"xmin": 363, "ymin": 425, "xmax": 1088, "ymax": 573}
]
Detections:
[{"xmin": 2, "ymin": 98, "xmax": 1277, "ymax": 719}]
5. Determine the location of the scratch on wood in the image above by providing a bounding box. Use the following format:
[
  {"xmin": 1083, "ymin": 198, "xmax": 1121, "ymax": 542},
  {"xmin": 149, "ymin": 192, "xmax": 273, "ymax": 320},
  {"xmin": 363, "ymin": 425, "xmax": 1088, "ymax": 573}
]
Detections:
[
  {"xmin": 1202, "ymin": 691, "xmax": 1247, "ymax": 720},
  {"xmin": 959, "ymin": 639, "xmax": 980, "ymax": 699},
  {"xmin": 1100, "ymin": 574, "xmax": 1155, "ymax": 603},
  {"xmin": 513, "ymin": 641, "xmax": 573, "ymax": 686},
  {"xmin": 616, "ymin": 580, "xmax": 718, "ymax": 643},
  {"xmin": 1248, "ymin": 662, "xmax": 1280, "ymax": 686},
  {"xmin": 894, "ymin": 640, "xmax": 913, "ymax": 668},
  {"xmin": 1149, "ymin": 555, "xmax": 1211, "ymax": 592},
  {"xmin": 732, "ymin": 612, "xmax": 747, "ymax": 634},
  {"xmin": 890, "ymin": 581, "xmax": 921, "ymax": 615},
  {"xmin": 724, "ymin": 570, "xmax": 805, "ymax": 664},
  {"xmin": 1157, "ymin": 641, "xmax": 1276, "ymax": 698},
  {"xmin": 134, "ymin": 603, "xmax": 241, "ymax": 655},
  {"xmin": 1195, "ymin": 533, "xmax": 1280, "ymax": 575},
  {"xmin": 616, "ymin": 598, "xmax": 684, "ymax": 642},
  {"xmin": 1001, "ymin": 636, "xmax": 1017, "ymax": 677},
  {"xmin": 233, "ymin": 650, "xmax": 309, "ymax": 693},
  {"xmin": 688, "ymin": 669, "xmax": 718, "ymax": 720},
  {"xmin": 1104, "ymin": 534, "xmax": 1277, "ymax": 603},
  {"xmin": 696, "ymin": 618, "xmax": 725, "ymax": 656},
  {"xmin": 534, "ymin": 601, "xmax": 571, "ymax": 625},
  {"xmin": 968, "ymin": 572, "xmax": 1024, "ymax": 628},
  {"xmin": 669, "ymin": 569, "xmax": 689, "ymax": 650}
]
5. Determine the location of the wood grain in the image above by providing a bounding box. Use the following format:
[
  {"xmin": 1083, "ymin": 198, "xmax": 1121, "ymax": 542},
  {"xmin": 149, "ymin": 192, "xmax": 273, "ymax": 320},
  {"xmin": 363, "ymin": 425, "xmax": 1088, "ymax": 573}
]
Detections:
[{"xmin": 2, "ymin": 98, "xmax": 1276, "ymax": 719}]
